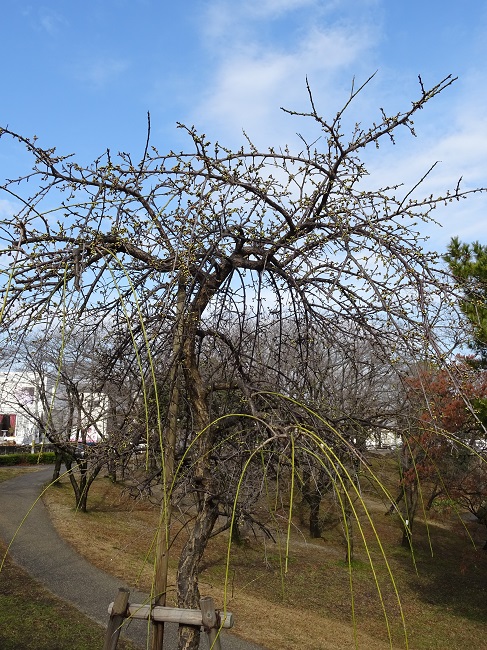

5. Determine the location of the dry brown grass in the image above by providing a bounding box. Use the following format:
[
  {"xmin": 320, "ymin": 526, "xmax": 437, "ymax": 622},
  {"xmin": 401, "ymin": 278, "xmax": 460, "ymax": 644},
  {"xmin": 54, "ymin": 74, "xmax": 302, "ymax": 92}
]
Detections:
[
  {"xmin": 0, "ymin": 466, "xmax": 43, "ymax": 484},
  {"xmin": 43, "ymin": 470, "xmax": 487, "ymax": 650}
]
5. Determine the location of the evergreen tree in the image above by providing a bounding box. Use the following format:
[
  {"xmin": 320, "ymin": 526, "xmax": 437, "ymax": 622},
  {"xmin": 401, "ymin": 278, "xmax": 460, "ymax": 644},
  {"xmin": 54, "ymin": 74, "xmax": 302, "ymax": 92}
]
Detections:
[{"xmin": 444, "ymin": 237, "xmax": 487, "ymax": 364}]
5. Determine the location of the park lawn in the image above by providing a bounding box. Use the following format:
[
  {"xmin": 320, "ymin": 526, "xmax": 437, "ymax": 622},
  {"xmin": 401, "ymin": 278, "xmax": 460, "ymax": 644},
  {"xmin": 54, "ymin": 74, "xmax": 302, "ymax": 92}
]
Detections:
[
  {"xmin": 0, "ymin": 466, "xmax": 39, "ymax": 483},
  {"xmin": 42, "ymin": 468, "xmax": 487, "ymax": 650}
]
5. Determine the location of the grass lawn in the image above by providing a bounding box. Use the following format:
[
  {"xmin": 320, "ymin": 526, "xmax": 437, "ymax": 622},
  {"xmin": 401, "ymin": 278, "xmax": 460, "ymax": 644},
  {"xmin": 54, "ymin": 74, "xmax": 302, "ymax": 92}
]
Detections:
[
  {"xmin": 0, "ymin": 543, "xmax": 138, "ymax": 650},
  {"xmin": 0, "ymin": 466, "xmax": 39, "ymax": 484},
  {"xmin": 42, "ymin": 462, "xmax": 487, "ymax": 650}
]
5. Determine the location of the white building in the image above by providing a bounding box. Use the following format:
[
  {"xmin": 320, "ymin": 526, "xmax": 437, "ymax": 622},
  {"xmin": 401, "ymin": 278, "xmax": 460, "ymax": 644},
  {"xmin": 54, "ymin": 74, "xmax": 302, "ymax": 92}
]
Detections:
[
  {"xmin": 366, "ymin": 428, "xmax": 402, "ymax": 450},
  {"xmin": 0, "ymin": 371, "xmax": 108, "ymax": 446},
  {"xmin": 0, "ymin": 372, "xmax": 43, "ymax": 445}
]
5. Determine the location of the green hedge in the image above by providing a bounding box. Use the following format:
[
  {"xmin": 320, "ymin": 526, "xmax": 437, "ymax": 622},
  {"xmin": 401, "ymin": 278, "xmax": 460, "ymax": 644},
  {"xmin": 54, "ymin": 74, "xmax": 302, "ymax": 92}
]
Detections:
[{"xmin": 0, "ymin": 452, "xmax": 56, "ymax": 466}]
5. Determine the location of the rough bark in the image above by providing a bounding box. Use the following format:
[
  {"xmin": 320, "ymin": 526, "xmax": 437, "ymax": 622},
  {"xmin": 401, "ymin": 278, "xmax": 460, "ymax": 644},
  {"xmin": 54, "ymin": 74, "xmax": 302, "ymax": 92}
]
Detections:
[
  {"xmin": 177, "ymin": 497, "xmax": 219, "ymax": 650},
  {"xmin": 175, "ymin": 315, "xmax": 218, "ymax": 650},
  {"xmin": 307, "ymin": 492, "xmax": 321, "ymax": 538},
  {"xmin": 51, "ymin": 451, "xmax": 64, "ymax": 483},
  {"xmin": 401, "ymin": 483, "xmax": 418, "ymax": 549}
]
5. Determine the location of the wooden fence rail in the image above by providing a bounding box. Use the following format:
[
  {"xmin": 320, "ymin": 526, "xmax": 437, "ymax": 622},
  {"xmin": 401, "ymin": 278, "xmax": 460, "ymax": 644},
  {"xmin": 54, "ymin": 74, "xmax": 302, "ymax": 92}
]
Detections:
[{"xmin": 105, "ymin": 588, "xmax": 232, "ymax": 649}]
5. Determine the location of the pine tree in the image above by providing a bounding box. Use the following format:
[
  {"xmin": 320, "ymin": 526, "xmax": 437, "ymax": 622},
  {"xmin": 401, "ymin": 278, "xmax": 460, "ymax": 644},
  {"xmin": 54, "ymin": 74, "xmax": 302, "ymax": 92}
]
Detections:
[{"xmin": 444, "ymin": 237, "xmax": 487, "ymax": 364}]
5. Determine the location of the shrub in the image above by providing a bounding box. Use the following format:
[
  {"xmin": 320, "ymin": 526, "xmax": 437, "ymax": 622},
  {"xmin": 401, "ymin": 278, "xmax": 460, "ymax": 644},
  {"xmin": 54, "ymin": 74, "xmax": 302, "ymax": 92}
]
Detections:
[{"xmin": 0, "ymin": 452, "xmax": 56, "ymax": 466}]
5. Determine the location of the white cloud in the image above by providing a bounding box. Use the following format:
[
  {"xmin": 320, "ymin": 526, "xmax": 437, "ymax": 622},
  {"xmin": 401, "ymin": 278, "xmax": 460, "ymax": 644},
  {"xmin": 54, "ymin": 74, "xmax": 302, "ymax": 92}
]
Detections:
[
  {"xmin": 39, "ymin": 9, "xmax": 66, "ymax": 34},
  {"xmin": 202, "ymin": 0, "xmax": 379, "ymax": 42},
  {"xmin": 241, "ymin": 0, "xmax": 317, "ymax": 19},
  {"xmin": 202, "ymin": 0, "xmax": 317, "ymax": 42},
  {"xmin": 361, "ymin": 108, "xmax": 487, "ymax": 250},
  {"xmin": 74, "ymin": 57, "xmax": 130, "ymax": 87},
  {"xmin": 0, "ymin": 199, "xmax": 18, "ymax": 219},
  {"xmin": 186, "ymin": 0, "xmax": 487, "ymax": 251},
  {"xmin": 193, "ymin": 19, "xmax": 378, "ymax": 145},
  {"xmin": 20, "ymin": 6, "xmax": 68, "ymax": 36}
]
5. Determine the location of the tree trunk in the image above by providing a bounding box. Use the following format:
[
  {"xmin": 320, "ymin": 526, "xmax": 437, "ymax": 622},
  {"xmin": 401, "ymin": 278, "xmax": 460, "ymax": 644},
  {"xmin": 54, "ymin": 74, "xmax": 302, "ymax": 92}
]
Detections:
[
  {"xmin": 107, "ymin": 448, "xmax": 117, "ymax": 483},
  {"xmin": 77, "ymin": 485, "xmax": 89, "ymax": 513},
  {"xmin": 175, "ymin": 315, "xmax": 217, "ymax": 650},
  {"xmin": 77, "ymin": 459, "xmax": 89, "ymax": 513},
  {"xmin": 106, "ymin": 397, "xmax": 119, "ymax": 483},
  {"xmin": 301, "ymin": 469, "xmax": 323, "ymax": 538},
  {"xmin": 65, "ymin": 457, "xmax": 101, "ymax": 513},
  {"xmin": 401, "ymin": 483, "xmax": 418, "ymax": 549},
  {"xmin": 51, "ymin": 451, "xmax": 64, "ymax": 483},
  {"xmin": 308, "ymin": 493, "xmax": 321, "ymax": 538},
  {"xmin": 426, "ymin": 483, "xmax": 443, "ymax": 510},
  {"xmin": 230, "ymin": 509, "xmax": 243, "ymax": 545},
  {"xmin": 177, "ymin": 498, "xmax": 219, "ymax": 650}
]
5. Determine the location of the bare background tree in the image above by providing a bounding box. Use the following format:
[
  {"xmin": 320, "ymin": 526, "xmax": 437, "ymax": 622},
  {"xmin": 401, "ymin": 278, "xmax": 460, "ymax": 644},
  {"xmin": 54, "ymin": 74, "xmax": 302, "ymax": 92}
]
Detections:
[{"xmin": 5, "ymin": 323, "xmax": 143, "ymax": 510}]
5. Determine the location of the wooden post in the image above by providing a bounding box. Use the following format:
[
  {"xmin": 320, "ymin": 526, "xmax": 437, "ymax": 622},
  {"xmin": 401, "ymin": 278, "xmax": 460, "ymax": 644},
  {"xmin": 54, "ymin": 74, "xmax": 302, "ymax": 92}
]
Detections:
[
  {"xmin": 152, "ymin": 281, "xmax": 185, "ymax": 650},
  {"xmin": 104, "ymin": 588, "xmax": 130, "ymax": 650},
  {"xmin": 200, "ymin": 596, "xmax": 222, "ymax": 650}
]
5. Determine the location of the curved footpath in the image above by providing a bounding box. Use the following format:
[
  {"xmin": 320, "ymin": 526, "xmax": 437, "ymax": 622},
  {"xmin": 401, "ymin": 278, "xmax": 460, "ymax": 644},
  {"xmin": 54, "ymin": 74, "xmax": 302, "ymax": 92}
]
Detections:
[{"xmin": 0, "ymin": 466, "xmax": 263, "ymax": 650}]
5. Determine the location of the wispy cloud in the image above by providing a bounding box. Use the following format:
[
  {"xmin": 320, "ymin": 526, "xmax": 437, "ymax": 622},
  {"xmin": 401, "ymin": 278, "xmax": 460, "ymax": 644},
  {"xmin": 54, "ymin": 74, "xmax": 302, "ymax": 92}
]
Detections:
[
  {"xmin": 192, "ymin": 1, "xmax": 379, "ymax": 145},
  {"xmin": 363, "ymin": 72, "xmax": 487, "ymax": 247},
  {"xmin": 221, "ymin": 0, "xmax": 317, "ymax": 21},
  {"xmin": 0, "ymin": 199, "xmax": 17, "ymax": 220},
  {"xmin": 39, "ymin": 9, "xmax": 66, "ymax": 35},
  {"xmin": 73, "ymin": 57, "xmax": 130, "ymax": 88},
  {"xmin": 187, "ymin": 0, "xmax": 487, "ymax": 252},
  {"xmin": 20, "ymin": 5, "xmax": 68, "ymax": 36}
]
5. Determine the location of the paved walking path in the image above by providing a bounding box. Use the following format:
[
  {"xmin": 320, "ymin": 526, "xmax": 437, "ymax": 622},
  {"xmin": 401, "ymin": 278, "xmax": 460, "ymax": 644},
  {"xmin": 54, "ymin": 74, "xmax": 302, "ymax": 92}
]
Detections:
[{"xmin": 0, "ymin": 466, "xmax": 263, "ymax": 650}]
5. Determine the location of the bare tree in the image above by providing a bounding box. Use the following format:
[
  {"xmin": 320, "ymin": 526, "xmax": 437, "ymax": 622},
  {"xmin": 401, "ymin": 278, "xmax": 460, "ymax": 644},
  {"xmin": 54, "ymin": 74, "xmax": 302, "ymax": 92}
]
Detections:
[
  {"xmin": 1, "ymin": 74, "xmax": 484, "ymax": 649},
  {"xmin": 8, "ymin": 324, "xmax": 141, "ymax": 510}
]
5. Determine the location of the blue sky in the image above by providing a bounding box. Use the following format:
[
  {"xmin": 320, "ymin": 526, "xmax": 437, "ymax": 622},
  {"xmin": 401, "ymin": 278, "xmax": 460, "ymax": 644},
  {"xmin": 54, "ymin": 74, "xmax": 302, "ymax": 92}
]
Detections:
[{"xmin": 1, "ymin": 0, "xmax": 486, "ymax": 252}]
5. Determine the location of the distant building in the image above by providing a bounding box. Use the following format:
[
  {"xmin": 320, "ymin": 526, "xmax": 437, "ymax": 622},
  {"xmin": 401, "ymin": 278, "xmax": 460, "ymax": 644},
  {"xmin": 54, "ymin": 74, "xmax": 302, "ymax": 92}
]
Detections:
[
  {"xmin": 0, "ymin": 371, "xmax": 108, "ymax": 446},
  {"xmin": 0, "ymin": 372, "xmax": 43, "ymax": 445},
  {"xmin": 366, "ymin": 428, "xmax": 402, "ymax": 450}
]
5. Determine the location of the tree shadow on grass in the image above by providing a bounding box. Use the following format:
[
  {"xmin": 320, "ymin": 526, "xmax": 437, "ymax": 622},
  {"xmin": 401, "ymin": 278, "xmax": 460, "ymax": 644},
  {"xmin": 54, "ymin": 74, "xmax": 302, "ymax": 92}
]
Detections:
[{"xmin": 392, "ymin": 517, "xmax": 487, "ymax": 623}]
